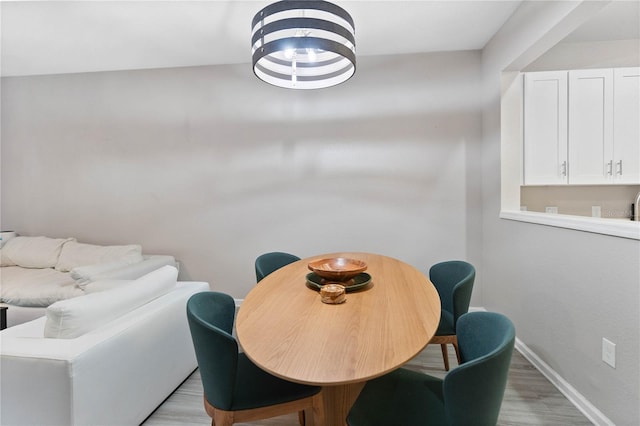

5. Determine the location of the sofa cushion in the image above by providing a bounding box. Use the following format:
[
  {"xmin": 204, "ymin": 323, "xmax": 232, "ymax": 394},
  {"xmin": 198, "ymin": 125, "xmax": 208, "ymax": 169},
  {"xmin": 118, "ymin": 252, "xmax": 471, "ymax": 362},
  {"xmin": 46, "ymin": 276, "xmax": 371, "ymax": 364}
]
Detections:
[
  {"xmin": 0, "ymin": 266, "xmax": 84, "ymax": 307},
  {"xmin": 44, "ymin": 265, "xmax": 178, "ymax": 338},
  {"xmin": 0, "ymin": 236, "xmax": 75, "ymax": 268},
  {"xmin": 55, "ymin": 241, "xmax": 143, "ymax": 272}
]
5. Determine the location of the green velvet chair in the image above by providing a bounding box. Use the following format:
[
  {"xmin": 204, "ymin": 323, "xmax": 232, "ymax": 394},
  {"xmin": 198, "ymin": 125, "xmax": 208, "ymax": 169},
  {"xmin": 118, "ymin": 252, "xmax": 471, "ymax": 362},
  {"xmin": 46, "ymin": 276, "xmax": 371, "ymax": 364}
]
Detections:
[
  {"xmin": 347, "ymin": 311, "xmax": 515, "ymax": 426},
  {"xmin": 186, "ymin": 292, "xmax": 323, "ymax": 426},
  {"xmin": 429, "ymin": 260, "xmax": 476, "ymax": 370},
  {"xmin": 255, "ymin": 251, "xmax": 301, "ymax": 282}
]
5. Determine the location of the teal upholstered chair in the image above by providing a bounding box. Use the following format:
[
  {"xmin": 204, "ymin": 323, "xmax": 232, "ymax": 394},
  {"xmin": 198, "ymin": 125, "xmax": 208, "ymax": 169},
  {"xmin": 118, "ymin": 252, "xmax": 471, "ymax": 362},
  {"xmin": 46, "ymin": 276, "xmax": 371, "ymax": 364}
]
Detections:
[
  {"xmin": 186, "ymin": 292, "xmax": 323, "ymax": 426},
  {"xmin": 429, "ymin": 260, "xmax": 475, "ymax": 370},
  {"xmin": 255, "ymin": 252, "xmax": 301, "ymax": 282},
  {"xmin": 347, "ymin": 311, "xmax": 515, "ymax": 426}
]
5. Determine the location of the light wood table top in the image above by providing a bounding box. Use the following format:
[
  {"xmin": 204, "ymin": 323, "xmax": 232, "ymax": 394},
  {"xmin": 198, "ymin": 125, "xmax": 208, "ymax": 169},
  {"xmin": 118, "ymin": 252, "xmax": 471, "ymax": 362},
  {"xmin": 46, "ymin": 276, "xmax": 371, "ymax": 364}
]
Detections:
[{"xmin": 236, "ymin": 252, "xmax": 440, "ymax": 425}]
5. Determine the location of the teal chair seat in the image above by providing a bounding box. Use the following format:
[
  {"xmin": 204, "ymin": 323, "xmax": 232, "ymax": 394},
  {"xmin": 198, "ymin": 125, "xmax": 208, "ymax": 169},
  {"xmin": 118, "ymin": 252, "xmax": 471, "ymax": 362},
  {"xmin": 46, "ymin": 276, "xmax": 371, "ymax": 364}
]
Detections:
[
  {"xmin": 347, "ymin": 311, "xmax": 515, "ymax": 426},
  {"xmin": 232, "ymin": 354, "xmax": 320, "ymax": 410},
  {"xmin": 347, "ymin": 368, "xmax": 447, "ymax": 425}
]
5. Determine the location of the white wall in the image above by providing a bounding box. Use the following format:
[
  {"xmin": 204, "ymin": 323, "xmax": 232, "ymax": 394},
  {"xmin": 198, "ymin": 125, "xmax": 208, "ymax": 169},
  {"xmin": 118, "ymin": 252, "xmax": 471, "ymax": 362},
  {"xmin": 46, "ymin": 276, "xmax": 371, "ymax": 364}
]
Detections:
[
  {"xmin": 525, "ymin": 39, "xmax": 640, "ymax": 71},
  {"xmin": 1, "ymin": 51, "xmax": 483, "ymax": 302},
  {"xmin": 482, "ymin": 2, "xmax": 639, "ymax": 425}
]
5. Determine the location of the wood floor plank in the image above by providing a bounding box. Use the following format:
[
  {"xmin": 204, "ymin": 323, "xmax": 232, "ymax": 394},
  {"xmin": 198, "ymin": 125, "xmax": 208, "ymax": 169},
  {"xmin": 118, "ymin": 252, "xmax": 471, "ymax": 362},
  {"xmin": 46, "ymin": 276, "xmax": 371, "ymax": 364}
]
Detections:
[{"xmin": 142, "ymin": 346, "xmax": 592, "ymax": 425}]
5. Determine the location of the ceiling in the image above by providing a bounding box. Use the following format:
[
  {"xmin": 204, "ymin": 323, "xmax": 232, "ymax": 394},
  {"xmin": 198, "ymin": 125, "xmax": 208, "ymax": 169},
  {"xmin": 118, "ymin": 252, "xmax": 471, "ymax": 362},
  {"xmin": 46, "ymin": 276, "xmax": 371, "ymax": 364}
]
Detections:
[
  {"xmin": 1, "ymin": 0, "xmax": 523, "ymax": 77},
  {"xmin": 0, "ymin": 1, "xmax": 637, "ymax": 78},
  {"xmin": 563, "ymin": 0, "xmax": 639, "ymax": 43}
]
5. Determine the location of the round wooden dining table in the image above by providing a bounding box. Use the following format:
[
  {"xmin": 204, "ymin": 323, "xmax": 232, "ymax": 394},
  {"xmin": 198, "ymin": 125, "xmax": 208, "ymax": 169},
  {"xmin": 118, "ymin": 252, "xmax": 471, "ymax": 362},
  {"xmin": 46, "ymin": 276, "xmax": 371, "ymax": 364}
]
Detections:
[{"xmin": 236, "ymin": 252, "xmax": 441, "ymax": 426}]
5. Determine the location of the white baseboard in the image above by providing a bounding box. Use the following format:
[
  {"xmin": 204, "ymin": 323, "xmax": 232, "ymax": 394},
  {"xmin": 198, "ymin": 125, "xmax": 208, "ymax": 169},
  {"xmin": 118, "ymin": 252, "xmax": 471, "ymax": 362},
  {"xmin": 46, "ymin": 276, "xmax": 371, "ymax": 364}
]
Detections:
[{"xmin": 514, "ymin": 336, "xmax": 614, "ymax": 426}]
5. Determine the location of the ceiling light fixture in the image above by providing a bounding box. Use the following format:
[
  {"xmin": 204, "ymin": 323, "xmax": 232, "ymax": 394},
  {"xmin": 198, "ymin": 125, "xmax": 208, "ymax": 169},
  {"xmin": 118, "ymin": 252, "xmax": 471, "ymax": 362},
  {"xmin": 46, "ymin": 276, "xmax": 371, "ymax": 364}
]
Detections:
[{"xmin": 251, "ymin": 0, "xmax": 356, "ymax": 89}]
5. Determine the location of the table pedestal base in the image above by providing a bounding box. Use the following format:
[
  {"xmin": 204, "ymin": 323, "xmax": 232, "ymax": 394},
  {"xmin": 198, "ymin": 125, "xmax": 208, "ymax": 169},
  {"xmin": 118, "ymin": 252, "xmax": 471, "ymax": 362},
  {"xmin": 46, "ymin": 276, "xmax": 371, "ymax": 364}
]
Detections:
[{"xmin": 313, "ymin": 382, "xmax": 365, "ymax": 426}]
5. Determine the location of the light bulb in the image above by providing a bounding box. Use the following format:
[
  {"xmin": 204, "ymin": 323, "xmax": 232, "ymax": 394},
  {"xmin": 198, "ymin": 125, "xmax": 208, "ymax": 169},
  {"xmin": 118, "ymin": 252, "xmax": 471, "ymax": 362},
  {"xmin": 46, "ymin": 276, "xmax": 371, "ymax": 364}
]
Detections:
[{"xmin": 306, "ymin": 48, "xmax": 317, "ymax": 62}]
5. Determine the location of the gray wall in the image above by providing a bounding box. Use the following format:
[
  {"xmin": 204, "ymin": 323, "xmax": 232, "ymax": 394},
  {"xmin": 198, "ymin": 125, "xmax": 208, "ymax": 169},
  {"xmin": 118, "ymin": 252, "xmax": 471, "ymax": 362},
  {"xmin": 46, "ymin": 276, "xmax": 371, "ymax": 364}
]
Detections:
[
  {"xmin": 482, "ymin": 2, "xmax": 639, "ymax": 425},
  {"xmin": 1, "ymin": 51, "xmax": 483, "ymax": 302}
]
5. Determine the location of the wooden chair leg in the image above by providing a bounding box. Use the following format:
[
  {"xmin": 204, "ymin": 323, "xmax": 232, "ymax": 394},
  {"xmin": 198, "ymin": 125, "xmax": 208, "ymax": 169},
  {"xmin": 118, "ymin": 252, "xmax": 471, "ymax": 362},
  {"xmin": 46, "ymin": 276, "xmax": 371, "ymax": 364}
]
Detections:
[
  {"xmin": 298, "ymin": 410, "xmax": 305, "ymax": 426},
  {"xmin": 440, "ymin": 343, "xmax": 450, "ymax": 371},
  {"xmin": 212, "ymin": 410, "xmax": 234, "ymax": 426},
  {"xmin": 452, "ymin": 336, "xmax": 461, "ymax": 365}
]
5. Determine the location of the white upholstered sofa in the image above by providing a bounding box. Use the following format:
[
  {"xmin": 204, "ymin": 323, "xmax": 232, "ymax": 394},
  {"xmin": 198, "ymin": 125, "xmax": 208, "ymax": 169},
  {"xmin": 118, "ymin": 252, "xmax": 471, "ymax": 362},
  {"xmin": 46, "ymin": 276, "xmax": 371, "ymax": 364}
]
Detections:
[
  {"xmin": 0, "ymin": 234, "xmax": 176, "ymax": 327},
  {"xmin": 0, "ymin": 265, "xmax": 210, "ymax": 425}
]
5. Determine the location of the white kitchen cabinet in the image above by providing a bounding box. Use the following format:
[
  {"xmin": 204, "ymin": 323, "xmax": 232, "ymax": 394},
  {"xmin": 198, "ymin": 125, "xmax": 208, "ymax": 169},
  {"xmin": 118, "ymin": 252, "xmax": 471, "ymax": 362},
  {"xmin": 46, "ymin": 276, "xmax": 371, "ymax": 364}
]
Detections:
[
  {"xmin": 523, "ymin": 67, "xmax": 640, "ymax": 185},
  {"xmin": 612, "ymin": 67, "xmax": 640, "ymax": 184},
  {"xmin": 523, "ymin": 71, "xmax": 568, "ymax": 185},
  {"xmin": 568, "ymin": 68, "xmax": 614, "ymax": 184}
]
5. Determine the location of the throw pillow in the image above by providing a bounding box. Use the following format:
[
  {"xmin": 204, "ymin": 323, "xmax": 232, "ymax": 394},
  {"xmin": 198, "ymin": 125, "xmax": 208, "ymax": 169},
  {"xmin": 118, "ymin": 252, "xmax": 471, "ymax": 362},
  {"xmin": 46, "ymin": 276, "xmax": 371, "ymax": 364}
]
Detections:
[
  {"xmin": 0, "ymin": 236, "xmax": 75, "ymax": 268},
  {"xmin": 55, "ymin": 241, "xmax": 143, "ymax": 272},
  {"xmin": 0, "ymin": 248, "xmax": 16, "ymax": 266}
]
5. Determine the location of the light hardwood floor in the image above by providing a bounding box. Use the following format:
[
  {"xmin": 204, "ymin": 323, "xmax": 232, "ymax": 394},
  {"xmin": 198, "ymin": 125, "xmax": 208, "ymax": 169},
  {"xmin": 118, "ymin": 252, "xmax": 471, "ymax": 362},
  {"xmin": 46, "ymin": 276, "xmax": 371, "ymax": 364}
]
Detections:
[{"xmin": 143, "ymin": 346, "xmax": 593, "ymax": 426}]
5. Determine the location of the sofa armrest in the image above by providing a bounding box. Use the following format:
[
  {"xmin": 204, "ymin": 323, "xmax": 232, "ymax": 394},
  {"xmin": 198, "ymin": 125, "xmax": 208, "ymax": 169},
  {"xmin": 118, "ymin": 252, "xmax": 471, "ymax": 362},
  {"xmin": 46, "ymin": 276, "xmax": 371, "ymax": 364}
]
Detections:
[
  {"xmin": 89, "ymin": 255, "xmax": 176, "ymax": 281},
  {"xmin": 0, "ymin": 281, "xmax": 209, "ymax": 426}
]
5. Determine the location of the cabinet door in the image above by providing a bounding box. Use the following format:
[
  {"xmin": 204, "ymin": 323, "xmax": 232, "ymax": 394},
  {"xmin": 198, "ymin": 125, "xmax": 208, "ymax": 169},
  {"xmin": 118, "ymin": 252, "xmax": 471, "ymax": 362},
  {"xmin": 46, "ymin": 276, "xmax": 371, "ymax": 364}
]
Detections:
[
  {"xmin": 568, "ymin": 69, "xmax": 614, "ymax": 184},
  {"xmin": 613, "ymin": 67, "xmax": 640, "ymax": 184},
  {"xmin": 523, "ymin": 71, "xmax": 568, "ymax": 185}
]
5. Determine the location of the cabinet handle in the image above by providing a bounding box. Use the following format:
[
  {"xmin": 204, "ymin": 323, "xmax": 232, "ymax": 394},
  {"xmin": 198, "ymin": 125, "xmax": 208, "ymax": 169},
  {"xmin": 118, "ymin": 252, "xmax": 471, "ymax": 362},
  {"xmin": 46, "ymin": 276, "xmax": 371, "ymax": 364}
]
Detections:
[
  {"xmin": 616, "ymin": 160, "xmax": 623, "ymax": 175},
  {"xmin": 607, "ymin": 160, "xmax": 613, "ymax": 176},
  {"xmin": 561, "ymin": 161, "xmax": 567, "ymax": 177}
]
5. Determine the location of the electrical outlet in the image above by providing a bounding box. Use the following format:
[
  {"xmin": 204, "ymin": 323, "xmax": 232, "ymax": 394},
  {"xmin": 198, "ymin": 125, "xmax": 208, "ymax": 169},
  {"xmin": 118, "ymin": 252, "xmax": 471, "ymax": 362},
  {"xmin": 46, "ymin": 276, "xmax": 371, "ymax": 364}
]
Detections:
[
  {"xmin": 592, "ymin": 206, "xmax": 601, "ymax": 218},
  {"xmin": 545, "ymin": 206, "xmax": 558, "ymax": 214},
  {"xmin": 602, "ymin": 338, "xmax": 616, "ymax": 368},
  {"xmin": 520, "ymin": 206, "xmax": 528, "ymax": 211}
]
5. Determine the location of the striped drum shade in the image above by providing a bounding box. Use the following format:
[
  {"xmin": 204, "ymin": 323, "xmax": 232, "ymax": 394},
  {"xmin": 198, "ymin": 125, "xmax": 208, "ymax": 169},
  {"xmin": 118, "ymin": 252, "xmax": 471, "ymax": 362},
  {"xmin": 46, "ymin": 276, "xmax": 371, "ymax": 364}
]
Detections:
[{"xmin": 251, "ymin": 0, "xmax": 356, "ymax": 89}]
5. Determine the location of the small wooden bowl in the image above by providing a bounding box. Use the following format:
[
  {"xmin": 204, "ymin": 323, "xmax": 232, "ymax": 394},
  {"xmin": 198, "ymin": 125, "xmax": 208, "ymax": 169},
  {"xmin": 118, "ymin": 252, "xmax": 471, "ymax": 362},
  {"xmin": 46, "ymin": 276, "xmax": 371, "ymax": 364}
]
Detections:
[
  {"xmin": 320, "ymin": 284, "xmax": 346, "ymax": 304},
  {"xmin": 308, "ymin": 257, "xmax": 368, "ymax": 283}
]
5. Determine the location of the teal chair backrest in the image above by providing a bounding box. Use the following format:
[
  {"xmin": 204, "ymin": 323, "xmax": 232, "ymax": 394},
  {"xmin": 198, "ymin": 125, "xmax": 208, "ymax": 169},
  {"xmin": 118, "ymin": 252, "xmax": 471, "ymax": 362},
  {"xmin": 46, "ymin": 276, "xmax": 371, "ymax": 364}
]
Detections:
[
  {"xmin": 255, "ymin": 252, "xmax": 301, "ymax": 282},
  {"xmin": 429, "ymin": 260, "xmax": 475, "ymax": 327},
  {"xmin": 444, "ymin": 311, "xmax": 516, "ymax": 426},
  {"xmin": 186, "ymin": 292, "xmax": 238, "ymax": 410}
]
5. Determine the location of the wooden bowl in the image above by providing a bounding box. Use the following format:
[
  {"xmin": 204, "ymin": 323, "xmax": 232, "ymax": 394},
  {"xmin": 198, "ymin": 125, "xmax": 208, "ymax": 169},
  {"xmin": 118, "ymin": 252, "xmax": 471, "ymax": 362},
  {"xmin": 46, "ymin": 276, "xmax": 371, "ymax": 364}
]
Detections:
[{"xmin": 307, "ymin": 257, "xmax": 368, "ymax": 283}]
